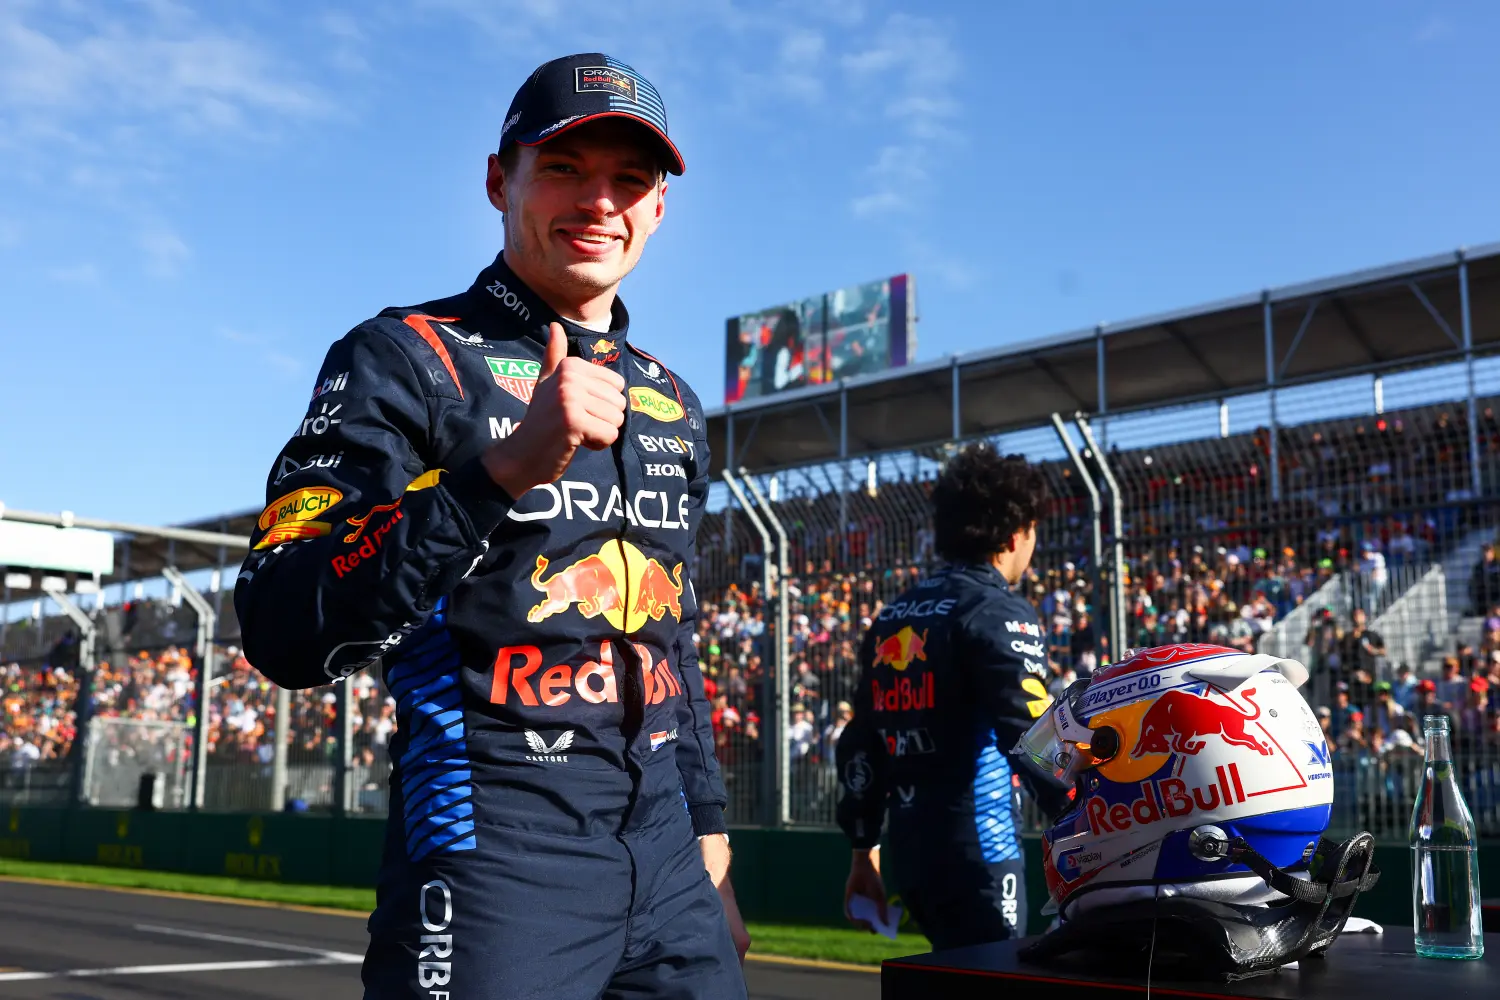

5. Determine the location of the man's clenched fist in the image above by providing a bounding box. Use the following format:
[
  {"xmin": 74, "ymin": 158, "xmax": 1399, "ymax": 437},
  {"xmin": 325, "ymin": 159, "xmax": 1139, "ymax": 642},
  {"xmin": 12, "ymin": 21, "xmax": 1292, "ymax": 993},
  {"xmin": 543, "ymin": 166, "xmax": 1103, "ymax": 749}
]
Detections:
[{"xmin": 482, "ymin": 322, "xmax": 626, "ymax": 498}]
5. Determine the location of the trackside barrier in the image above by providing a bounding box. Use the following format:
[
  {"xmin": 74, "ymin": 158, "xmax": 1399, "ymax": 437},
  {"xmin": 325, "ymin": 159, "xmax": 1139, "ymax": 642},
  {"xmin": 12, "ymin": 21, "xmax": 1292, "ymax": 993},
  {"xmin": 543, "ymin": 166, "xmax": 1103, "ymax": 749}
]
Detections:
[
  {"xmin": 0, "ymin": 807, "xmax": 1492, "ymax": 933},
  {"xmin": 0, "ymin": 806, "xmax": 383, "ymax": 887}
]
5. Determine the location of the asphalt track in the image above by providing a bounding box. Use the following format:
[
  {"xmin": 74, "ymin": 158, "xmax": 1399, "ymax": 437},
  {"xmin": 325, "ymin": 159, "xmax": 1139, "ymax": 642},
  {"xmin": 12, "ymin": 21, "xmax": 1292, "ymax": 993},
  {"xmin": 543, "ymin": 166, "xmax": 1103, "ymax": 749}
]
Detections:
[{"xmin": 0, "ymin": 878, "xmax": 879, "ymax": 1000}]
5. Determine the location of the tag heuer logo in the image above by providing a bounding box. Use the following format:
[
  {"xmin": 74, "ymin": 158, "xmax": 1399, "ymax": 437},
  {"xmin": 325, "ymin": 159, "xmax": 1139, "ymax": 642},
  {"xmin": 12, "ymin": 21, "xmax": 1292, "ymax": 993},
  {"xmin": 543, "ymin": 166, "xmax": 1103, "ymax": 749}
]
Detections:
[{"xmin": 486, "ymin": 356, "xmax": 541, "ymax": 404}]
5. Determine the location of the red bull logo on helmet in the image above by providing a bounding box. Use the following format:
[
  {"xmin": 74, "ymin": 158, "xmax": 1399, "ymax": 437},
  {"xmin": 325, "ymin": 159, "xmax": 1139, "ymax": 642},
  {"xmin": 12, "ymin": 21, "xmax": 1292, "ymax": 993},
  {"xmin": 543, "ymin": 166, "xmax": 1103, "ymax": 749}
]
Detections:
[
  {"xmin": 1130, "ymin": 688, "xmax": 1272, "ymax": 758},
  {"xmin": 872, "ymin": 626, "xmax": 926, "ymax": 672},
  {"xmin": 1084, "ymin": 765, "xmax": 1250, "ymax": 836},
  {"xmin": 527, "ymin": 541, "xmax": 683, "ymax": 632}
]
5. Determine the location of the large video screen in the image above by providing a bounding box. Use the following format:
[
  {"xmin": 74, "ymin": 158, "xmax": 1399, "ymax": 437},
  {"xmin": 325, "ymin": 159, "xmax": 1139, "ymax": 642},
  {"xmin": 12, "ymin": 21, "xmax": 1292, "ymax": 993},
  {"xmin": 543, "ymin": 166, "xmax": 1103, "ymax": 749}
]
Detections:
[{"xmin": 725, "ymin": 274, "xmax": 914, "ymax": 404}]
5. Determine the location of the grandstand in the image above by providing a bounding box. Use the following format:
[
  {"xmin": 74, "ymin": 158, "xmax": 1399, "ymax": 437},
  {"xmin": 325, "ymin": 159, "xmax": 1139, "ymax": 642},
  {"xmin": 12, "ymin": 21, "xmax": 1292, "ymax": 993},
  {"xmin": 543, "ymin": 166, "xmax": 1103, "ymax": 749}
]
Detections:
[{"xmin": 4, "ymin": 244, "xmax": 1500, "ymax": 841}]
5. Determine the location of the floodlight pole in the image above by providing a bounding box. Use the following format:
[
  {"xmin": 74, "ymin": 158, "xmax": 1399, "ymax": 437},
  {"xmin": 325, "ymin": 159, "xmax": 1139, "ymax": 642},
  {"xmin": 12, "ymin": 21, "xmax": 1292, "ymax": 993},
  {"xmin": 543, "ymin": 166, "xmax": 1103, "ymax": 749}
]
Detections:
[
  {"xmin": 163, "ymin": 565, "xmax": 217, "ymax": 811},
  {"xmin": 1074, "ymin": 415, "xmax": 1128, "ymax": 666},
  {"xmin": 722, "ymin": 469, "xmax": 783, "ymax": 827},
  {"xmin": 739, "ymin": 469, "xmax": 791, "ymax": 827}
]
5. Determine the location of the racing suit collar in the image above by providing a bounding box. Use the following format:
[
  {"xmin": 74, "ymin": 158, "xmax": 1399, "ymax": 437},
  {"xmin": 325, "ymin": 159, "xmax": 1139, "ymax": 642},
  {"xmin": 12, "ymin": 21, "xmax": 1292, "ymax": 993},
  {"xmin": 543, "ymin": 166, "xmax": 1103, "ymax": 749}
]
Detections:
[
  {"xmin": 944, "ymin": 560, "xmax": 1012, "ymax": 592},
  {"xmin": 469, "ymin": 251, "xmax": 631, "ymax": 345}
]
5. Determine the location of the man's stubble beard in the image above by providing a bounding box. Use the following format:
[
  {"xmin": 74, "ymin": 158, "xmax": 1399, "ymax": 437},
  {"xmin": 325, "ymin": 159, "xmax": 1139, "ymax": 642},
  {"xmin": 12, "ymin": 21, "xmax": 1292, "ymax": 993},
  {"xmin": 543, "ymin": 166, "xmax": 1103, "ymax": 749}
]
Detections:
[{"xmin": 505, "ymin": 214, "xmax": 633, "ymax": 303}]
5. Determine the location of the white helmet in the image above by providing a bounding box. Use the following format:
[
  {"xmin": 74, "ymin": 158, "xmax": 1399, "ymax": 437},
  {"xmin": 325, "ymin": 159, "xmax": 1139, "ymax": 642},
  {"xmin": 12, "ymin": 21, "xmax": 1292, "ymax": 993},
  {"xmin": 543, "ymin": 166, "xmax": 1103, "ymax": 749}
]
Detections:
[{"xmin": 1014, "ymin": 644, "xmax": 1379, "ymax": 981}]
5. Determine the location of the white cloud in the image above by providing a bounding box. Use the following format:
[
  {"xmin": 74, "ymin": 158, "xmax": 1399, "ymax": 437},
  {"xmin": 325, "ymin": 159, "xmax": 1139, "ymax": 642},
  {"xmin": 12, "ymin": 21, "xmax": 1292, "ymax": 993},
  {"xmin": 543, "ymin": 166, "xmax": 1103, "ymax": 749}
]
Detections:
[
  {"xmin": 47, "ymin": 262, "xmax": 99, "ymax": 283},
  {"xmin": 218, "ymin": 328, "xmax": 302, "ymax": 378},
  {"xmin": 852, "ymin": 145, "xmax": 929, "ymax": 217},
  {"xmin": 0, "ymin": 2, "xmax": 326, "ymax": 136},
  {"xmin": 140, "ymin": 228, "xmax": 191, "ymax": 278},
  {"xmin": 319, "ymin": 11, "xmax": 364, "ymax": 41},
  {"xmin": 840, "ymin": 13, "xmax": 961, "ymax": 217},
  {"xmin": 0, "ymin": 217, "xmax": 20, "ymax": 247},
  {"xmin": 1415, "ymin": 17, "xmax": 1452, "ymax": 43},
  {"xmin": 319, "ymin": 10, "xmax": 369, "ymax": 74},
  {"xmin": 0, "ymin": 1, "xmax": 329, "ymax": 257},
  {"xmin": 424, "ymin": 1, "xmax": 963, "ymax": 226}
]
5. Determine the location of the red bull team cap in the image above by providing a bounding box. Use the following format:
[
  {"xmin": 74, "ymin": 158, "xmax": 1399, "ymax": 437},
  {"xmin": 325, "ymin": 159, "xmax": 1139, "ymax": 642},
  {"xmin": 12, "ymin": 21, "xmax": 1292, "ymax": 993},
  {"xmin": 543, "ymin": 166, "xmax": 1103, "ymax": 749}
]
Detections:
[{"xmin": 499, "ymin": 53, "xmax": 684, "ymax": 175}]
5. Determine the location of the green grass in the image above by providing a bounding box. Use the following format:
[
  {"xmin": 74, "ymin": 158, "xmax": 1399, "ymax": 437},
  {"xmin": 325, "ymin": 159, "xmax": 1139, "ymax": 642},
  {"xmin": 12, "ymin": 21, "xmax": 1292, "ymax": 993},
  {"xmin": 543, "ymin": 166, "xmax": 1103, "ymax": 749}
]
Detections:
[
  {"xmin": 0, "ymin": 858, "xmax": 377, "ymax": 911},
  {"xmin": 0, "ymin": 858, "xmax": 928, "ymax": 966},
  {"xmin": 741, "ymin": 922, "xmax": 929, "ymax": 965}
]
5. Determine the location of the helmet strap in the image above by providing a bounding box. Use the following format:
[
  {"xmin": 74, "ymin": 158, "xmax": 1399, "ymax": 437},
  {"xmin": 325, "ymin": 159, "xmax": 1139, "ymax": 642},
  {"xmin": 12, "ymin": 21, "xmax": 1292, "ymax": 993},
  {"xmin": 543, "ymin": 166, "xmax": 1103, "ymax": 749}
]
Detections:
[{"xmin": 1224, "ymin": 832, "xmax": 1381, "ymax": 906}]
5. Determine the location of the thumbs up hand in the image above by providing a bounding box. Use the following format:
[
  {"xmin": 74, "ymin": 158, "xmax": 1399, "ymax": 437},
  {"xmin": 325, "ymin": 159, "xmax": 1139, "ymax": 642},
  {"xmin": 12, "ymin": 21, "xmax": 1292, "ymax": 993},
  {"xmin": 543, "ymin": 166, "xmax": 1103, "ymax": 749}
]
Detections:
[{"xmin": 482, "ymin": 322, "xmax": 627, "ymax": 498}]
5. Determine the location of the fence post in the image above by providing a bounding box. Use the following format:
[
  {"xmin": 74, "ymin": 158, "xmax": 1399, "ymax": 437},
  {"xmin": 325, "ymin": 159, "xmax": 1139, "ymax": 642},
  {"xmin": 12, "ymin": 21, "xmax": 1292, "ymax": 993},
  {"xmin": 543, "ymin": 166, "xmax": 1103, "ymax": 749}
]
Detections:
[
  {"xmin": 1051, "ymin": 414, "xmax": 1107, "ymax": 656},
  {"xmin": 951, "ymin": 355, "xmax": 961, "ymax": 440},
  {"xmin": 740, "ymin": 469, "xmax": 791, "ymax": 826},
  {"xmin": 839, "ymin": 383, "xmax": 850, "ymax": 565},
  {"xmin": 163, "ymin": 565, "xmax": 217, "ymax": 811},
  {"xmin": 722, "ymin": 469, "xmax": 781, "ymax": 827},
  {"xmin": 1460, "ymin": 249, "xmax": 1480, "ymax": 496},
  {"xmin": 335, "ymin": 680, "xmax": 354, "ymax": 815},
  {"xmin": 1263, "ymin": 291, "xmax": 1281, "ymax": 502},
  {"xmin": 271, "ymin": 685, "xmax": 290, "ymax": 811},
  {"xmin": 43, "ymin": 582, "xmax": 97, "ymax": 806},
  {"xmin": 1074, "ymin": 415, "xmax": 1127, "ymax": 665}
]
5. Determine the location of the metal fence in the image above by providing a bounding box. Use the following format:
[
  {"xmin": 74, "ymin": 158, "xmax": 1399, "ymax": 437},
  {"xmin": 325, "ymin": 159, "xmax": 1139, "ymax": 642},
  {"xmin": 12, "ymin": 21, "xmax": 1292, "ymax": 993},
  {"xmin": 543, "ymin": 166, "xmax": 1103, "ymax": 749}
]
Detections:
[
  {"xmin": 4, "ymin": 365, "xmax": 1500, "ymax": 840},
  {"xmin": 83, "ymin": 718, "xmax": 192, "ymax": 809},
  {"xmin": 695, "ymin": 368, "xmax": 1500, "ymax": 834},
  {"xmin": 0, "ymin": 635, "xmax": 391, "ymax": 816}
]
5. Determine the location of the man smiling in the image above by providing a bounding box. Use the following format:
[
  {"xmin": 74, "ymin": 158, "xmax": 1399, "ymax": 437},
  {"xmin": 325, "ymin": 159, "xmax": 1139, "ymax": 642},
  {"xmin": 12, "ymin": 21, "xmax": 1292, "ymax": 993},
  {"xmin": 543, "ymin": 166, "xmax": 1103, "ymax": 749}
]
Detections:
[{"xmin": 236, "ymin": 54, "xmax": 748, "ymax": 999}]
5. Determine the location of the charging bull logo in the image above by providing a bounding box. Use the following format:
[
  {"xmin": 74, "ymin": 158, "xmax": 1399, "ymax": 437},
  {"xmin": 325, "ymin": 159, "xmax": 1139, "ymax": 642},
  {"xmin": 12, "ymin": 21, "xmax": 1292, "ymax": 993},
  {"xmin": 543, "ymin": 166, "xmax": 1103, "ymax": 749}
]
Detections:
[
  {"xmin": 873, "ymin": 627, "xmax": 927, "ymax": 672},
  {"xmin": 528, "ymin": 541, "xmax": 683, "ymax": 632},
  {"xmin": 1131, "ymin": 688, "xmax": 1271, "ymax": 757}
]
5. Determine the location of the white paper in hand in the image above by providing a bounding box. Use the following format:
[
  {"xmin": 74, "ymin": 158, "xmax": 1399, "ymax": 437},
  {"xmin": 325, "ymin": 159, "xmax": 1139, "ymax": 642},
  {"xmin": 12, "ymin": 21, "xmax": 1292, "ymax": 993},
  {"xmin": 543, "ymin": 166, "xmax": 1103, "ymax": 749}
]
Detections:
[{"xmin": 849, "ymin": 894, "xmax": 903, "ymax": 940}]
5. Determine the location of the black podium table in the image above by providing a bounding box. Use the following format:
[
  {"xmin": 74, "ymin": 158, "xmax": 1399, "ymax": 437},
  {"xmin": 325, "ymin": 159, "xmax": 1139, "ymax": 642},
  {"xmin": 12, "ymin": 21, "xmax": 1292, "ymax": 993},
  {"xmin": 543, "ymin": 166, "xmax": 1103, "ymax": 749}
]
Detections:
[
  {"xmin": 1485, "ymin": 899, "xmax": 1498, "ymax": 934},
  {"xmin": 882, "ymin": 928, "xmax": 1492, "ymax": 999}
]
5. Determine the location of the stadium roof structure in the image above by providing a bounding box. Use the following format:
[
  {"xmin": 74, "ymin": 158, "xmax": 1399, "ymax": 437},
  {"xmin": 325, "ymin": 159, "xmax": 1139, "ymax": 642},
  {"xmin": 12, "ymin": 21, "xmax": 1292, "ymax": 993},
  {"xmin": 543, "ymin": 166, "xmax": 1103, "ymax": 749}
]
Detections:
[
  {"xmin": 0, "ymin": 506, "xmax": 252, "ymax": 600},
  {"xmin": 705, "ymin": 242, "xmax": 1500, "ymax": 475}
]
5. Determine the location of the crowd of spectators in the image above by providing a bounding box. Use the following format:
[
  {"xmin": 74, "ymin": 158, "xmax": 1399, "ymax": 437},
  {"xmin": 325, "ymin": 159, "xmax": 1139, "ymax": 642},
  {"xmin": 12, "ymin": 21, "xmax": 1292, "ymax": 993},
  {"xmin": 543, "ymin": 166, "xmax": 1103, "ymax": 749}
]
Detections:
[
  {"xmin": 1, "ymin": 661, "xmax": 77, "ymax": 786},
  {"xmin": 1, "ymin": 632, "xmax": 396, "ymax": 809},
  {"xmin": 1308, "ymin": 604, "xmax": 1500, "ymax": 755}
]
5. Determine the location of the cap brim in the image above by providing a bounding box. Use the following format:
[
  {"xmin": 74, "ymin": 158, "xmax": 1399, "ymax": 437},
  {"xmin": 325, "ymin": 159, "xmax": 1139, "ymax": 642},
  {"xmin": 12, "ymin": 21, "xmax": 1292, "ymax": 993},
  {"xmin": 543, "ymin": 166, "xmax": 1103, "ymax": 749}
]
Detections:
[{"xmin": 516, "ymin": 111, "xmax": 685, "ymax": 175}]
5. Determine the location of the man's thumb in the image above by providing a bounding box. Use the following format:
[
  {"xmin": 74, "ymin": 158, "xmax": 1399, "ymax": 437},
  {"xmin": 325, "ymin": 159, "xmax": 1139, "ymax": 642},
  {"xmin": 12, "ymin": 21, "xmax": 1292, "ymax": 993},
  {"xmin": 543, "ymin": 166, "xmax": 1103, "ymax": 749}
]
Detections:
[{"xmin": 539, "ymin": 322, "xmax": 567, "ymax": 380}]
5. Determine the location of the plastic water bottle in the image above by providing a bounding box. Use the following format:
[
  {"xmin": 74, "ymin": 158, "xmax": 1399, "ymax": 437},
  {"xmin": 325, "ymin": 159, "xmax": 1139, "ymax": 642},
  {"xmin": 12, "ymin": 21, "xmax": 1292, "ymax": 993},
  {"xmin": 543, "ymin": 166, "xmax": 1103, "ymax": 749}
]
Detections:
[{"xmin": 1409, "ymin": 715, "xmax": 1483, "ymax": 959}]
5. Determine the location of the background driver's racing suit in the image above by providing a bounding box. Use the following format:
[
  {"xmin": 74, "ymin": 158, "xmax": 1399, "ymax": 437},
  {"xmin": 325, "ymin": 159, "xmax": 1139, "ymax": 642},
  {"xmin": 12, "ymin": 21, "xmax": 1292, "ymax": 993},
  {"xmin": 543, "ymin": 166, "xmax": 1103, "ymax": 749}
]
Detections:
[
  {"xmin": 835, "ymin": 563, "xmax": 1061, "ymax": 950},
  {"xmin": 235, "ymin": 253, "xmax": 744, "ymax": 999}
]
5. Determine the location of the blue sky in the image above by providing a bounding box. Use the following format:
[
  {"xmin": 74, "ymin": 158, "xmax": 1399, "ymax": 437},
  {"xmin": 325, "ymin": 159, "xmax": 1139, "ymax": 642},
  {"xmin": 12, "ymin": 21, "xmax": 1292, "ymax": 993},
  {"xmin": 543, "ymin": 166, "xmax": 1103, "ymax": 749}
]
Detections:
[{"xmin": 2, "ymin": 1, "xmax": 1498, "ymax": 526}]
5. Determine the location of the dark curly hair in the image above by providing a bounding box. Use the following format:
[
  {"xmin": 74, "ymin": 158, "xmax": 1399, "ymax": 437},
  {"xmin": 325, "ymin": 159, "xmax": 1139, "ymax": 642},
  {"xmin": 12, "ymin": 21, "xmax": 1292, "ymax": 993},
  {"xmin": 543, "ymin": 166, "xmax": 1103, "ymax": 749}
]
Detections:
[{"xmin": 932, "ymin": 443, "xmax": 1048, "ymax": 562}]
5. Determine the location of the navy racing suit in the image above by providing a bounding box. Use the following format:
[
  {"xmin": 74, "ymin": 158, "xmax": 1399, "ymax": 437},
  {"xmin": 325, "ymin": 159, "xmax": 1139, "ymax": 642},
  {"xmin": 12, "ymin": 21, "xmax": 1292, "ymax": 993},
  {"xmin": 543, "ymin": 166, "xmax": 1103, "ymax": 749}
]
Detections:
[
  {"xmin": 235, "ymin": 253, "xmax": 744, "ymax": 999},
  {"xmin": 835, "ymin": 563, "xmax": 1060, "ymax": 950}
]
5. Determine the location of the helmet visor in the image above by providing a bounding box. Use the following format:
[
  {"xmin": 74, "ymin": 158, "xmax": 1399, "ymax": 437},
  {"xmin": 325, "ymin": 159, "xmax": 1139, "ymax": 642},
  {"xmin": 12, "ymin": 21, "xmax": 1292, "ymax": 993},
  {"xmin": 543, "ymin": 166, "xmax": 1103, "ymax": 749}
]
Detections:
[{"xmin": 1013, "ymin": 679, "xmax": 1092, "ymax": 790}]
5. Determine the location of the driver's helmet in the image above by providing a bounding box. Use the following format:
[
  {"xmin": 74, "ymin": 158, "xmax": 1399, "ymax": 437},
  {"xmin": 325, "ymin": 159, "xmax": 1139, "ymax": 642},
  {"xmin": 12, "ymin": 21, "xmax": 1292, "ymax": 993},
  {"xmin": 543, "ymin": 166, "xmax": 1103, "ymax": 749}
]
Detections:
[{"xmin": 1014, "ymin": 643, "xmax": 1377, "ymax": 981}]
